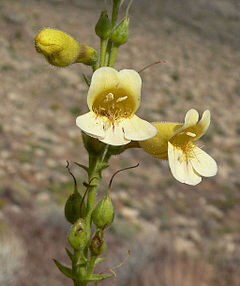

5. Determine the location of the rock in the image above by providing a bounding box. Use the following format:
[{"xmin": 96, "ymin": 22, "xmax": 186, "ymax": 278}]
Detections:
[
  {"xmin": 186, "ymin": 229, "xmax": 202, "ymax": 244},
  {"xmin": 204, "ymin": 205, "xmax": 224, "ymax": 220},
  {"xmin": 8, "ymin": 205, "xmax": 21, "ymax": 213},
  {"xmin": 171, "ymin": 215, "xmax": 198, "ymax": 228},
  {"xmin": 4, "ymin": 12, "xmax": 25, "ymax": 25},
  {"xmin": 36, "ymin": 192, "xmax": 50, "ymax": 204},
  {"xmin": 120, "ymin": 207, "xmax": 139, "ymax": 220},
  {"xmin": 174, "ymin": 237, "xmax": 198, "ymax": 256}
]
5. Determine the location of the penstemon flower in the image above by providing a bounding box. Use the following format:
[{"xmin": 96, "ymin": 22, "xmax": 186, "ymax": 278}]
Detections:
[
  {"xmin": 139, "ymin": 109, "xmax": 218, "ymax": 185},
  {"xmin": 76, "ymin": 67, "xmax": 157, "ymax": 146}
]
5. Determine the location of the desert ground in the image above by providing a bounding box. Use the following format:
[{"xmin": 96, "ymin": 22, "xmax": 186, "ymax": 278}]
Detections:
[{"xmin": 0, "ymin": 0, "xmax": 240, "ymax": 285}]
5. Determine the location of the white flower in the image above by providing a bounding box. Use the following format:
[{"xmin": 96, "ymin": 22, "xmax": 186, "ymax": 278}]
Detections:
[{"xmin": 76, "ymin": 67, "xmax": 157, "ymax": 146}]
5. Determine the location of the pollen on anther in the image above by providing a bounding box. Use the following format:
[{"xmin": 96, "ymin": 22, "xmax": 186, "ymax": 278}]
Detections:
[
  {"xmin": 104, "ymin": 92, "xmax": 114, "ymax": 102},
  {"xmin": 116, "ymin": 96, "xmax": 128, "ymax": 103},
  {"xmin": 186, "ymin": 132, "xmax": 196, "ymax": 137}
]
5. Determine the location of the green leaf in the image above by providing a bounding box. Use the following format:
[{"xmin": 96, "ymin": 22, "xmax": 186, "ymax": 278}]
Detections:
[
  {"xmin": 83, "ymin": 273, "xmax": 113, "ymax": 282},
  {"xmin": 94, "ymin": 257, "xmax": 107, "ymax": 266},
  {"xmin": 82, "ymin": 73, "xmax": 90, "ymax": 87},
  {"xmin": 53, "ymin": 259, "xmax": 73, "ymax": 279},
  {"xmin": 74, "ymin": 162, "xmax": 89, "ymax": 173},
  {"xmin": 98, "ymin": 162, "xmax": 109, "ymax": 172},
  {"xmin": 65, "ymin": 248, "xmax": 73, "ymax": 261}
]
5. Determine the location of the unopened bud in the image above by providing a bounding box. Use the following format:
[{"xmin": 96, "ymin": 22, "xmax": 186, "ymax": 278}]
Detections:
[
  {"xmin": 95, "ymin": 10, "xmax": 112, "ymax": 40},
  {"xmin": 68, "ymin": 218, "xmax": 87, "ymax": 250},
  {"xmin": 92, "ymin": 195, "xmax": 114, "ymax": 229},
  {"xmin": 110, "ymin": 17, "xmax": 129, "ymax": 47},
  {"xmin": 90, "ymin": 230, "xmax": 106, "ymax": 256},
  {"xmin": 35, "ymin": 28, "xmax": 81, "ymax": 67},
  {"xmin": 64, "ymin": 192, "xmax": 86, "ymax": 224}
]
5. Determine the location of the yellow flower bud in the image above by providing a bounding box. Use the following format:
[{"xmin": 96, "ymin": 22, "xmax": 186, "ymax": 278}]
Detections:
[{"xmin": 35, "ymin": 28, "xmax": 81, "ymax": 67}]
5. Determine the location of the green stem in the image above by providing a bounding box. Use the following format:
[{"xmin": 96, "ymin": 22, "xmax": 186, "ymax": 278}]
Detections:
[
  {"xmin": 109, "ymin": 45, "xmax": 119, "ymax": 67},
  {"xmin": 112, "ymin": 0, "xmax": 121, "ymax": 27},
  {"xmin": 100, "ymin": 39, "xmax": 106, "ymax": 67},
  {"xmin": 85, "ymin": 149, "xmax": 106, "ymax": 240},
  {"xmin": 104, "ymin": 40, "xmax": 112, "ymax": 66},
  {"xmin": 87, "ymin": 255, "xmax": 97, "ymax": 276},
  {"xmin": 92, "ymin": 63, "xmax": 98, "ymax": 72},
  {"xmin": 105, "ymin": 0, "xmax": 121, "ymax": 66},
  {"xmin": 73, "ymin": 249, "xmax": 86, "ymax": 286}
]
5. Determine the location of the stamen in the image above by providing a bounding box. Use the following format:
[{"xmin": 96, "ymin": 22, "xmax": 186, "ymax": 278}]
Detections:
[
  {"xmin": 116, "ymin": 96, "xmax": 128, "ymax": 102},
  {"xmin": 92, "ymin": 89, "xmax": 134, "ymax": 121},
  {"xmin": 186, "ymin": 132, "xmax": 196, "ymax": 137},
  {"xmin": 104, "ymin": 92, "xmax": 114, "ymax": 102}
]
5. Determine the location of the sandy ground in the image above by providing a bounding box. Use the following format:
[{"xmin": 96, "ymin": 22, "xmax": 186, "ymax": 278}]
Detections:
[{"xmin": 0, "ymin": 0, "xmax": 240, "ymax": 285}]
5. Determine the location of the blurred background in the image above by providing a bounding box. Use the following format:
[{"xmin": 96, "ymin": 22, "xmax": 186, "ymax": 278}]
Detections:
[{"xmin": 0, "ymin": 0, "xmax": 240, "ymax": 285}]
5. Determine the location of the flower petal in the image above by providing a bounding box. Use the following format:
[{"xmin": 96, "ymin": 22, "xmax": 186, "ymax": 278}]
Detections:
[
  {"xmin": 168, "ymin": 142, "xmax": 202, "ymax": 185},
  {"xmin": 170, "ymin": 109, "xmax": 199, "ymax": 138},
  {"xmin": 123, "ymin": 115, "xmax": 157, "ymax": 141},
  {"xmin": 118, "ymin": 69, "xmax": 142, "ymax": 113},
  {"xmin": 195, "ymin": 110, "xmax": 211, "ymax": 140},
  {"xmin": 87, "ymin": 67, "xmax": 119, "ymax": 109},
  {"xmin": 76, "ymin": 112, "xmax": 105, "ymax": 138},
  {"xmin": 100, "ymin": 121, "xmax": 130, "ymax": 146},
  {"xmin": 184, "ymin": 109, "xmax": 199, "ymax": 127},
  {"xmin": 190, "ymin": 146, "xmax": 217, "ymax": 177}
]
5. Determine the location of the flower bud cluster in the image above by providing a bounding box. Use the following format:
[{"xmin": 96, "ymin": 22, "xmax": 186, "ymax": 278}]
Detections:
[{"xmin": 95, "ymin": 9, "xmax": 129, "ymax": 47}]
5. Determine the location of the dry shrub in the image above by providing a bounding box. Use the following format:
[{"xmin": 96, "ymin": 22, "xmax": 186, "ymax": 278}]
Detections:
[
  {"xmin": 0, "ymin": 230, "xmax": 26, "ymax": 286},
  {"xmin": 124, "ymin": 249, "xmax": 213, "ymax": 286}
]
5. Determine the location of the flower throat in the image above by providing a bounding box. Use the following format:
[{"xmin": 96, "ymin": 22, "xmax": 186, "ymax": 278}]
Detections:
[{"xmin": 92, "ymin": 88, "xmax": 136, "ymax": 122}]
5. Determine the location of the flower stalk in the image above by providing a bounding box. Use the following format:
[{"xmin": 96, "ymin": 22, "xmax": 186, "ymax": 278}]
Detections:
[{"xmin": 34, "ymin": 0, "xmax": 218, "ymax": 285}]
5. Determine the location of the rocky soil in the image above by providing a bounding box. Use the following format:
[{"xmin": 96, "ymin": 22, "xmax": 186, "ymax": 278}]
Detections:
[{"xmin": 0, "ymin": 0, "xmax": 240, "ymax": 285}]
